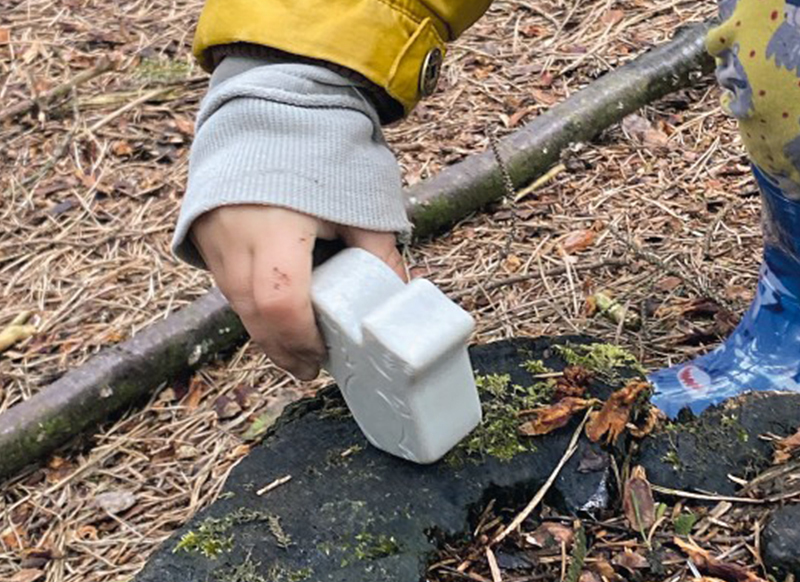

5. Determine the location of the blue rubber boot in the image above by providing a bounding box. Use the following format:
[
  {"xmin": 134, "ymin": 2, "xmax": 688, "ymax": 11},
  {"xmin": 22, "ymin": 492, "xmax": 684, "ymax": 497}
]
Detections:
[{"xmin": 649, "ymin": 166, "xmax": 800, "ymax": 418}]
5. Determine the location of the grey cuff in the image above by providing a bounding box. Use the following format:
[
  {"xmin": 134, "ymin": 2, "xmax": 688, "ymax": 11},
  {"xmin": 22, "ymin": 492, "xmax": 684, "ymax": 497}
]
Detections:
[{"xmin": 172, "ymin": 59, "xmax": 411, "ymax": 268}]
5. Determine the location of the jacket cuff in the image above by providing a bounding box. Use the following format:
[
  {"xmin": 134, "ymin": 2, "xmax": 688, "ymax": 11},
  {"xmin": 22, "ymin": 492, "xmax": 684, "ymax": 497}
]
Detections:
[{"xmin": 172, "ymin": 61, "xmax": 412, "ymax": 268}]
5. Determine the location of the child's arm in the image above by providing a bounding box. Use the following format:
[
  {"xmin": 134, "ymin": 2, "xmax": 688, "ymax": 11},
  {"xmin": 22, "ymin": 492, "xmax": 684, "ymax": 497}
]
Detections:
[{"xmin": 173, "ymin": 1, "xmax": 494, "ymax": 378}]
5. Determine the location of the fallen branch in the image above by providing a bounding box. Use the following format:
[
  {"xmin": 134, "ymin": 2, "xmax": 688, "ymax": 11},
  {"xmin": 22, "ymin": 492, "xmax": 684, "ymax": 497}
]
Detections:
[
  {"xmin": 0, "ymin": 24, "xmax": 713, "ymax": 480},
  {"xmin": 0, "ymin": 290, "xmax": 244, "ymax": 480},
  {"xmin": 406, "ymin": 23, "xmax": 713, "ymax": 237},
  {"xmin": 0, "ymin": 56, "xmax": 116, "ymax": 125}
]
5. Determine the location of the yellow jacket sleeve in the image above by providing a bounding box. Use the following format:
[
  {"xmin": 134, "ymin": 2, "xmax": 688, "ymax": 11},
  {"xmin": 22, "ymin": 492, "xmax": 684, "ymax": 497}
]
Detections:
[{"xmin": 193, "ymin": 0, "xmax": 493, "ymax": 118}]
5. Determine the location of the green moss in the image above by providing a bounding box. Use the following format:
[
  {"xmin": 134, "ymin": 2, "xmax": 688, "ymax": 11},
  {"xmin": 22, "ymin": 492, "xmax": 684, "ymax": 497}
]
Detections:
[
  {"xmin": 448, "ymin": 373, "xmax": 555, "ymax": 465},
  {"xmin": 173, "ymin": 508, "xmax": 275, "ymax": 559},
  {"xmin": 522, "ymin": 359, "xmax": 554, "ymax": 375},
  {"xmin": 136, "ymin": 57, "xmax": 193, "ymax": 83},
  {"xmin": 555, "ymin": 343, "xmax": 645, "ymax": 379},
  {"xmin": 353, "ymin": 533, "xmax": 401, "ymax": 560},
  {"xmin": 661, "ymin": 449, "xmax": 683, "ymax": 471},
  {"xmin": 215, "ymin": 557, "xmax": 313, "ymax": 582}
]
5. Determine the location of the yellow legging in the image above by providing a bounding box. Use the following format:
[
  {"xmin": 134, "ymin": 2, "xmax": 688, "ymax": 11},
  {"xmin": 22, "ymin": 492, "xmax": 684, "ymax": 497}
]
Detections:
[{"xmin": 707, "ymin": 0, "xmax": 800, "ymax": 197}]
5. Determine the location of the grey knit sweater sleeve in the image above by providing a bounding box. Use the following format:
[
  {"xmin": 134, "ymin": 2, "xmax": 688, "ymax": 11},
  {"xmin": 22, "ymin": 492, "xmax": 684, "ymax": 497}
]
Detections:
[{"xmin": 172, "ymin": 57, "xmax": 411, "ymax": 268}]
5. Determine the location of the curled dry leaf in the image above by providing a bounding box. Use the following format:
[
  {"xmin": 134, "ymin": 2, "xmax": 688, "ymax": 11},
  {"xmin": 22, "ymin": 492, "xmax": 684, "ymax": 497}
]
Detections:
[
  {"xmin": 586, "ymin": 380, "xmax": 650, "ymax": 444},
  {"xmin": 560, "ymin": 229, "xmax": 597, "ymax": 254},
  {"xmin": 519, "ymin": 397, "xmax": 594, "ymax": 436},
  {"xmin": 674, "ymin": 537, "xmax": 767, "ymax": 582},
  {"xmin": 612, "ymin": 549, "xmax": 649, "ymax": 572},
  {"xmin": 525, "ymin": 522, "xmax": 574, "ymax": 550},
  {"xmin": 773, "ymin": 428, "xmax": 800, "ymax": 464},
  {"xmin": 628, "ymin": 406, "xmax": 664, "ymax": 439},
  {"xmin": 622, "ymin": 466, "xmax": 655, "ymax": 531}
]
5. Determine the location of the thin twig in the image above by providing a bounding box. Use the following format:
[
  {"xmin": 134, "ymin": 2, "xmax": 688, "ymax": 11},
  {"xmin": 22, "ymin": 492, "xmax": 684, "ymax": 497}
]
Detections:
[
  {"xmin": 0, "ymin": 56, "xmax": 115, "ymax": 124},
  {"xmin": 22, "ymin": 88, "xmax": 80, "ymax": 189},
  {"xmin": 452, "ymin": 258, "xmax": 628, "ymax": 299},
  {"xmin": 493, "ymin": 410, "xmax": 591, "ymax": 544}
]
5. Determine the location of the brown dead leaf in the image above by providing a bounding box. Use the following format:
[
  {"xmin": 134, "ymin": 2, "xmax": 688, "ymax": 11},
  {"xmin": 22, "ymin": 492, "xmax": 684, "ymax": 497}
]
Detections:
[
  {"xmin": 590, "ymin": 559, "xmax": 616, "ymax": 580},
  {"xmin": 518, "ymin": 397, "xmax": 593, "ymax": 436},
  {"xmin": 774, "ymin": 428, "xmax": 800, "ymax": 464},
  {"xmin": 184, "ymin": 376, "xmax": 204, "ymax": 409},
  {"xmin": 586, "ymin": 380, "xmax": 650, "ymax": 444},
  {"xmin": 628, "ymin": 406, "xmax": 664, "ymax": 439},
  {"xmin": 76, "ymin": 525, "xmax": 99, "ymax": 541},
  {"xmin": 9, "ymin": 569, "xmax": 44, "ymax": 582},
  {"xmin": 1, "ymin": 526, "xmax": 25, "ymax": 550},
  {"xmin": 111, "ymin": 140, "xmax": 133, "ymax": 157},
  {"xmin": 601, "ymin": 9, "xmax": 624, "ymax": 25},
  {"xmin": 560, "ymin": 229, "xmax": 596, "ymax": 254},
  {"xmin": 173, "ymin": 115, "xmax": 195, "ymax": 136},
  {"xmin": 504, "ymin": 254, "xmax": 523, "ymax": 273},
  {"xmin": 612, "ymin": 549, "xmax": 649, "ymax": 572},
  {"xmin": 656, "ymin": 276, "xmax": 683, "ymax": 292},
  {"xmin": 0, "ymin": 27, "xmax": 10, "ymax": 44},
  {"xmin": 579, "ymin": 571, "xmax": 602, "ymax": 582},
  {"xmin": 623, "ymin": 466, "xmax": 655, "ymax": 531},
  {"xmin": 674, "ymin": 538, "xmax": 766, "ymax": 582},
  {"xmin": 214, "ymin": 395, "xmax": 242, "ymax": 419},
  {"xmin": 525, "ymin": 522, "xmax": 574, "ymax": 550}
]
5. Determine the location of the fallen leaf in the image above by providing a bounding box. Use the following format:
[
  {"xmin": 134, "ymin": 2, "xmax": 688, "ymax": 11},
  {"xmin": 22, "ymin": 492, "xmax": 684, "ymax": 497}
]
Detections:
[
  {"xmin": 656, "ymin": 276, "xmax": 683, "ymax": 292},
  {"xmin": 20, "ymin": 548, "xmax": 55, "ymax": 570},
  {"xmin": 601, "ymin": 9, "xmax": 624, "ymax": 25},
  {"xmin": 590, "ymin": 559, "xmax": 616, "ymax": 580},
  {"xmin": 233, "ymin": 385, "xmax": 257, "ymax": 409},
  {"xmin": 9, "ymin": 569, "xmax": 44, "ymax": 582},
  {"xmin": 173, "ymin": 115, "xmax": 195, "ymax": 135},
  {"xmin": 560, "ymin": 229, "xmax": 596, "ymax": 254},
  {"xmin": 579, "ymin": 570, "xmax": 602, "ymax": 582},
  {"xmin": 111, "ymin": 140, "xmax": 133, "ymax": 156},
  {"xmin": 622, "ymin": 466, "xmax": 655, "ymax": 531},
  {"xmin": 519, "ymin": 397, "xmax": 594, "ymax": 436},
  {"xmin": 525, "ymin": 522, "xmax": 574, "ymax": 550},
  {"xmin": 214, "ymin": 395, "xmax": 242, "ymax": 419},
  {"xmin": 184, "ymin": 376, "xmax": 204, "ymax": 409},
  {"xmin": 774, "ymin": 428, "xmax": 800, "ymax": 464},
  {"xmin": 76, "ymin": 525, "xmax": 99, "ymax": 541},
  {"xmin": 586, "ymin": 380, "xmax": 650, "ymax": 444},
  {"xmin": 674, "ymin": 538, "xmax": 766, "ymax": 582},
  {"xmin": 612, "ymin": 549, "xmax": 649, "ymax": 572},
  {"xmin": 622, "ymin": 113, "xmax": 670, "ymax": 150},
  {"xmin": 1, "ymin": 526, "xmax": 25, "ymax": 550},
  {"xmin": 95, "ymin": 490, "xmax": 137, "ymax": 514},
  {"xmin": 504, "ymin": 254, "xmax": 523, "ymax": 273},
  {"xmin": 0, "ymin": 27, "xmax": 10, "ymax": 44},
  {"xmin": 628, "ymin": 406, "xmax": 664, "ymax": 438}
]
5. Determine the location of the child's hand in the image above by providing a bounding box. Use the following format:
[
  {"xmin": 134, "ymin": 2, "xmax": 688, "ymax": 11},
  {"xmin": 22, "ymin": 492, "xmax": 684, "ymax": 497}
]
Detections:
[{"xmin": 191, "ymin": 205, "xmax": 406, "ymax": 380}]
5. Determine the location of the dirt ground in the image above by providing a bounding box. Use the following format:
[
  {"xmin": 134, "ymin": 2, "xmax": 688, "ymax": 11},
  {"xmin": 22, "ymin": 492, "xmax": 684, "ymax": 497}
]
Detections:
[{"xmin": 2, "ymin": 0, "xmax": 779, "ymax": 580}]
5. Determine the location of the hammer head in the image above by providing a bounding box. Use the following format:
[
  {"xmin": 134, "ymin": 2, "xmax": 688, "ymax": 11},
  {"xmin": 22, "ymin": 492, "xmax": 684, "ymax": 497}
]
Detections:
[{"xmin": 311, "ymin": 248, "xmax": 482, "ymax": 464}]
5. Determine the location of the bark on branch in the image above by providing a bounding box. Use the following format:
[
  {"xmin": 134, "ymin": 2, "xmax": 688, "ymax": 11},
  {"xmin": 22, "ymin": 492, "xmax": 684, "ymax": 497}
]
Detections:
[
  {"xmin": 0, "ymin": 24, "xmax": 714, "ymax": 481},
  {"xmin": 408, "ymin": 23, "xmax": 714, "ymax": 238}
]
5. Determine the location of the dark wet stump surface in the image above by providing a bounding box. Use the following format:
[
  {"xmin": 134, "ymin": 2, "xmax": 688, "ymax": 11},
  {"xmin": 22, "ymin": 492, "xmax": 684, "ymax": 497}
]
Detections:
[{"xmin": 135, "ymin": 337, "xmax": 800, "ymax": 582}]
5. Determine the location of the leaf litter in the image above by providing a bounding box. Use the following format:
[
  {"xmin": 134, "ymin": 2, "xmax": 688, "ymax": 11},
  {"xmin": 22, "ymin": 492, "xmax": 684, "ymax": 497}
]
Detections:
[{"xmin": 1, "ymin": 0, "xmax": 794, "ymax": 581}]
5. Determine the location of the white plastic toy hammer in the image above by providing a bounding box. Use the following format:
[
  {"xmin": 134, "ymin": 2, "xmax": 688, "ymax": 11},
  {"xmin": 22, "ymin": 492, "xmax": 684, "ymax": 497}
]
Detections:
[{"xmin": 311, "ymin": 248, "xmax": 482, "ymax": 464}]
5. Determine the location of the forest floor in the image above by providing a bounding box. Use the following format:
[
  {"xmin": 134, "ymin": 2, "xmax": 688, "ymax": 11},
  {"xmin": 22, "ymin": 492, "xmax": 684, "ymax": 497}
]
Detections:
[{"xmin": 4, "ymin": 0, "xmax": 791, "ymax": 581}]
